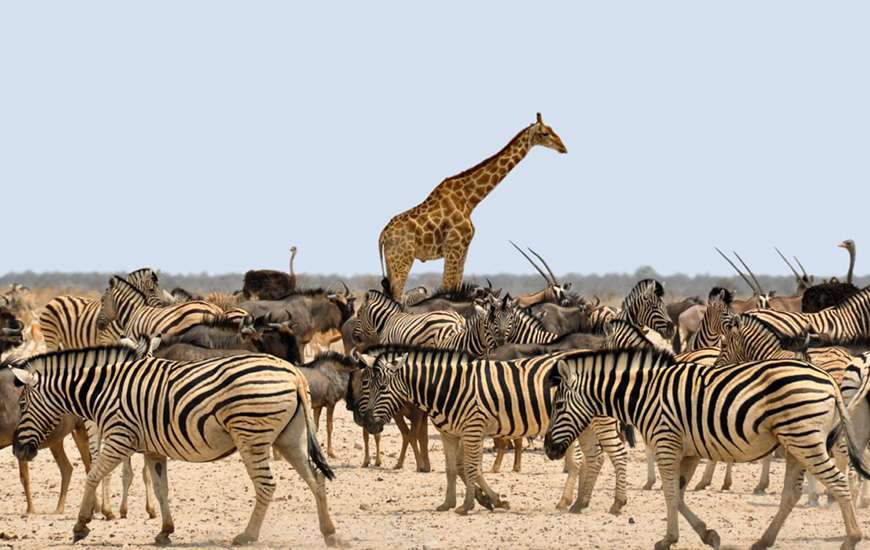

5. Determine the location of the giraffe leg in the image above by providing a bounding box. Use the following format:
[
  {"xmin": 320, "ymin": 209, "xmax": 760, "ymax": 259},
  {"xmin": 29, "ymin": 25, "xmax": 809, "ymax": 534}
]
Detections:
[
  {"xmin": 442, "ymin": 237, "xmax": 470, "ymax": 291},
  {"xmin": 384, "ymin": 241, "xmax": 414, "ymax": 300},
  {"xmin": 49, "ymin": 440, "xmax": 74, "ymax": 514}
]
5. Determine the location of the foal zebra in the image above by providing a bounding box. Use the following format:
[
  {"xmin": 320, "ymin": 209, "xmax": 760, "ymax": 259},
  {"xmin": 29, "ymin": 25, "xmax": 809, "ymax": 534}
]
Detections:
[
  {"xmin": 99, "ymin": 275, "xmax": 250, "ymax": 344},
  {"xmin": 544, "ymin": 348, "xmax": 870, "ymax": 550},
  {"xmin": 354, "ymin": 290, "xmax": 466, "ymax": 348},
  {"xmin": 10, "ymin": 346, "xmax": 338, "ymax": 547},
  {"xmin": 360, "ymin": 347, "xmax": 632, "ymax": 515}
]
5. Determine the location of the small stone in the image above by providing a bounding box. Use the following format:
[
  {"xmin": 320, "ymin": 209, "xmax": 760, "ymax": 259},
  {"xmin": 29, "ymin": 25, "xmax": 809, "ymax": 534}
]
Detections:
[
  {"xmin": 359, "ymin": 503, "xmax": 371, "ymax": 511},
  {"xmin": 628, "ymin": 517, "xmax": 635, "ymax": 524}
]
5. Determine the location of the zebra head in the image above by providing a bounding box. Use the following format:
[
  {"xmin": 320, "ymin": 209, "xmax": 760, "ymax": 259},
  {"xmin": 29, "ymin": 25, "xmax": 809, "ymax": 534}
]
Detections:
[
  {"xmin": 9, "ymin": 364, "xmax": 57, "ymax": 462},
  {"xmin": 543, "ymin": 359, "xmax": 593, "ymax": 460},
  {"xmin": 362, "ymin": 353, "xmax": 409, "ymax": 435},
  {"xmin": 127, "ymin": 268, "xmax": 174, "ymax": 306},
  {"xmin": 717, "ymin": 314, "xmax": 814, "ymax": 365},
  {"xmin": 622, "ymin": 279, "xmax": 675, "ymax": 340},
  {"xmin": 353, "ymin": 291, "xmax": 396, "ymax": 344}
]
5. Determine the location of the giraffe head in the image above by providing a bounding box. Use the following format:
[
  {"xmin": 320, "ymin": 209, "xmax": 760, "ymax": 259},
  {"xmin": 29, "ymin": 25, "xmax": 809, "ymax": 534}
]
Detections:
[{"xmin": 530, "ymin": 112, "xmax": 567, "ymax": 154}]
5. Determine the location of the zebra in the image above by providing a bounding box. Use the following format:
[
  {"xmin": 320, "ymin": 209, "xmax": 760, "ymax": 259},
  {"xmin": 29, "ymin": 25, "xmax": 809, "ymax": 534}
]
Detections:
[
  {"xmin": 615, "ymin": 279, "xmax": 675, "ymax": 339},
  {"xmin": 9, "ymin": 346, "xmax": 338, "ymax": 547},
  {"xmin": 686, "ymin": 287, "xmax": 733, "ymax": 351},
  {"xmin": 745, "ymin": 285, "xmax": 870, "ymax": 346},
  {"xmin": 544, "ymin": 347, "xmax": 870, "ymax": 550},
  {"xmin": 38, "ymin": 268, "xmax": 169, "ymax": 519},
  {"xmin": 354, "ymin": 289, "xmax": 466, "ymax": 348},
  {"xmin": 99, "ymin": 275, "xmax": 251, "ymax": 345},
  {"xmin": 696, "ymin": 313, "xmax": 870, "ymax": 498},
  {"xmin": 359, "ymin": 346, "xmax": 632, "ymax": 515},
  {"xmin": 40, "ymin": 268, "xmax": 169, "ymax": 352}
]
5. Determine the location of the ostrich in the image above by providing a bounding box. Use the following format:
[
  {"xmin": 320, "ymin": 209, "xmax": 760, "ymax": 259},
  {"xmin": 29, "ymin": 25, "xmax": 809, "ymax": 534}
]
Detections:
[
  {"xmin": 801, "ymin": 239, "xmax": 859, "ymax": 313},
  {"xmin": 289, "ymin": 245, "xmax": 298, "ymax": 291}
]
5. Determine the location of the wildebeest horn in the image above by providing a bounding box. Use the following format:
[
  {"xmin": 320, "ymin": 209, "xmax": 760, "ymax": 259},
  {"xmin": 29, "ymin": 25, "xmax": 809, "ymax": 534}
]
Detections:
[
  {"xmin": 715, "ymin": 247, "xmax": 757, "ymax": 294},
  {"xmin": 592, "ymin": 295, "xmax": 601, "ymax": 308},
  {"xmin": 774, "ymin": 247, "xmax": 801, "ymax": 280},
  {"xmin": 732, "ymin": 251, "xmax": 765, "ymax": 295},
  {"xmin": 340, "ymin": 281, "xmax": 351, "ymax": 296},
  {"xmin": 486, "ymin": 278, "xmax": 493, "ymax": 290},
  {"xmin": 509, "ymin": 240, "xmax": 551, "ymax": 285},
  {"xmin": 527, "ymin": 246, "xmax": 559, "ymax": 286}
]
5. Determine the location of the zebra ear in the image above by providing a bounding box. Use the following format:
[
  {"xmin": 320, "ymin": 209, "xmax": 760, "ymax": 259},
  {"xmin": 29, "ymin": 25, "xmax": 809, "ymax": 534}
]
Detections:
[
  {"xmin": 388, "ymin": 356, "xmax": 406, "ymax": 372},
  {"xmin": 556, "ymin": 360, "xmax": 576, "ymax": 386},
  {"xmin": 11, "ymin": 367, "xmax": 37, "ymax": 387},
  {"xmin": 357, "ymin": 352, "xmax": 377, "ymax": 368}
]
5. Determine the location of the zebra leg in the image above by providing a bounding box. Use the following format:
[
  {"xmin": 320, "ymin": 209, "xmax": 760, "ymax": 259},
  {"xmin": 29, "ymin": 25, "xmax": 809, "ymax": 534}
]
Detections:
[
  {"xmin": 119, "ymin": 457, "xmax": 133, "ymax": 518},
  {"xmin": 231, "ymin": 439, "xmax": 276, "ymax": 545},
  {"xmin": 859, "ymin": 479, "xmax": 870, "ymax": 508},
  {"xmin": 457, "ymin": 434, "xmax": 506, "ymax": 514},
  {"xmin": 721, "ymin": 462, "xmax": 733, "ymax": 491},
  {"xmin": 490, "ymin": 437, "xmax": 507, "ymax": 473},
  {"xmin": 374, "ymin": 432, "xmax": 382, "ymax": 467},
  {"xmin": 511, "ymin": 437, "xmax": 523, "ymax": 472},
  {"xmin": 570, "ymin": 429, "xmax": 604, "ymax": 514},
  {"xmin": 73, "ymin": 440, "xmax": 131, "ymax": 543},
  {"xmin": 49, "ymin": 440, "xmax": 74, "ymax": 514},
  {"xmin": 274, "ymin": 411, "xmax": 339, "ymax": 547},
  {"xmin": 644, "ymin": 447, "xmax": 657, "ymax": 490},
  {"xmin": 144, "ymin": 455, "xmax": 174, "ymax": 546},
  {"xmin": 654, "ymin": 442, "xmax": 683, "ymax": 550},
  {"xmin": 753, "ymin": 454, "xmax": 772, "ymax": 495},
  {"xmin": 600, "ymin": 429, "xmax": 629, "ymax": 514},
  {"xmin": 806, "ymin": 474, "xmax": 820, "ymax": 506},
  {"xmin": 437, "ymin": 433, "xmax": 460, "ymax": 511},
  {"xmin": 693, "ymin": 460, "xmax": 716, "ymax": 491},
  {"xmin": 676, "ymin": 457, "xmax": 720, "ymax": 548},
  {"xmin": 143, "ymin": 463, "xmax": 156, "ymax": 519},
  {"xmin": 18, "ymin": 459, "xmax": 34, "ymax": 514},
  {"xmin": 556, "ymin": 441, "xmax": 580, "ymax": 511},
  {"xmin": 752, "ymin": 452, "xmax": 806, "ymax": 550}
]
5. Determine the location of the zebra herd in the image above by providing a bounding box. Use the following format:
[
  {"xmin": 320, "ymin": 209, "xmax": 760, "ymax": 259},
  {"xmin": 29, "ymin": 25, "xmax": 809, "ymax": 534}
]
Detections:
[{"xmin": 5, "ymin": 266, "xmax": 870, "ymax": 549}]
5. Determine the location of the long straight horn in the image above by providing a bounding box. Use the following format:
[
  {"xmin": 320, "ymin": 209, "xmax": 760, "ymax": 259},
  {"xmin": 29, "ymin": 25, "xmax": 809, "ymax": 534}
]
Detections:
[
  {"xmin": 527, "ymin": 246, "xmax": 559, "ymax": 286},
  {"xmin": 774, "ymin": 247, "xmax": 801, "ymax": 279},
  {"xmin": 732, "ymin": 251, "xmax": 765, "ymax": 294},
  {"xmin": 715, "ymin": 247, "xmax": 756, "ymax": 294},
  {"xmin": 793, "ymin": 255, "xmax": 809, "ymax": 279},
  {"xmin": 509, "ymin": 240, "xmax": 550, "ymax": 284}
]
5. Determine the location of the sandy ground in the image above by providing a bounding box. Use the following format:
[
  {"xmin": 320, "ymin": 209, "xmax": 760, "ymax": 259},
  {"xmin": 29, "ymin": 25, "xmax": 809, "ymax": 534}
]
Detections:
[{"xmin": 2, "ymin": 406, "xmax": 869, "ymax": 550}]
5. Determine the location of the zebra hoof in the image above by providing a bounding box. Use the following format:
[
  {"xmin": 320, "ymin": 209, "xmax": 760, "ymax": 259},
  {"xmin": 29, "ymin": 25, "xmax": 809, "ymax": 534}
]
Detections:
[
  {"xmin": 692, "ymin": 483, "xmax": 708, "ymax": 492},
  {"xmin": 417, "ymin": 465, "xmax": 431, "ymax": 473},
  {"xmin": 608, "ymin": 499, "xmax": 626, "ymax": 515},
  {"xmin": 232, "ymin": 532, "xmax": 257, "ymax": 545},
  {"xmin": 155, "ymin": 533, "xmax": 172, "ymax": 546},
  {"xmin": 753, "ymin": 487, "xmax": 766, "ymax": 496},
  {"xmin": 72, "ymin": 525, "xmax": 90, "ymax": 543},
  {"xmin": 654, "ymin": 538, "xmax": 674, "ymax": 550},
  {"xmin": 642, "ymin": 482, "xmax": 655, "ymax": 490},
  {"xmin": 324, "ymin": 534, "xmax": 350, "ymax": 548},
  {"xmin": 750, "ymin": 541, "xmax": 771, "ymax": 550},
  {"xmin": 119, "ymin": 508, "xmax": 128, "ymax": 519},
  {"xmin": 436, "ymin": 502, "xmax": 453, "ymax": 512},
  {"xmin": 702, "ymin": 528, "xmax": 720, "ymax": 549},
  {"xmin": 453, "ymin": 506, "xmax": 470, "ymax": 516},
  {"xmin": 102, "ymin": 510, "xmax": 116, "ymax": 521}
]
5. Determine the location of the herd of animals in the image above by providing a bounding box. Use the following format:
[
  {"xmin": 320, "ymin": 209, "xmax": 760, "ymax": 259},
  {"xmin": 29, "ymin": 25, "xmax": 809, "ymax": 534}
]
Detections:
[{"xmin": 2, "ymin": 113, "xmax": 870, "ymax": 550}]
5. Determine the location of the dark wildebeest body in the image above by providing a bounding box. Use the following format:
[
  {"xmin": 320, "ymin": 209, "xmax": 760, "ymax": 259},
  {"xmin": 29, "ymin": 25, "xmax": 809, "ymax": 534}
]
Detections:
[
  {"xmin": 489, "ymin": 332, "xmax": 606, "ymax": 360},
  {"xmin": 296, "ymin": 353, "xmax": 359, "ymax": 459},
  {"xmin": 528, "ymin": 303, "xmax": 593, "ymax": 336}
]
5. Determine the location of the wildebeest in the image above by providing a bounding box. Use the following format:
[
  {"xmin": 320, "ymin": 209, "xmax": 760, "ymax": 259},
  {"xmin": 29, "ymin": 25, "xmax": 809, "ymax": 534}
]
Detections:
[
  {"xmin": 0, "ymin": 365, "xmax": 93, "ymax": 514},
  {"xmin": 296, "ymin": 352, "xmax": 360, "ymax": 458}
]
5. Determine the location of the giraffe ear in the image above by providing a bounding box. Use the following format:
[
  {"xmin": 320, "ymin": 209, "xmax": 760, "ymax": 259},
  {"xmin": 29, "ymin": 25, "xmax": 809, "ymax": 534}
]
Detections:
[{"xmin": 536, "ymin": 112, "xmax": 542, "ymax": 124}]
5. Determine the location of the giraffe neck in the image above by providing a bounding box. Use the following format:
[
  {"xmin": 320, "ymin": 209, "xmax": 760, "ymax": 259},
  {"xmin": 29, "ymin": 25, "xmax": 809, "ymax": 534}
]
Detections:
[{"xmin": 428, "ymin": 126, "xmax": 534, "ymax": 216}]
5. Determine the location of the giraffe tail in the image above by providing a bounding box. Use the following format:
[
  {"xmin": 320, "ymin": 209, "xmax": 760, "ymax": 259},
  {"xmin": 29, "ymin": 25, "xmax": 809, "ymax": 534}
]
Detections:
[{"xmin": 378, "ymin": 230, "xmax": 393, "ymax": 298}]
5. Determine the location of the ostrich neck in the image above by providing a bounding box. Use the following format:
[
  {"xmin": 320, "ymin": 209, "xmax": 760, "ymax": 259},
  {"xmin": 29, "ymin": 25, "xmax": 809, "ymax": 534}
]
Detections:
[{"xmin": 848, "ymin": 247, "xmax": 855, "ymax": 285}]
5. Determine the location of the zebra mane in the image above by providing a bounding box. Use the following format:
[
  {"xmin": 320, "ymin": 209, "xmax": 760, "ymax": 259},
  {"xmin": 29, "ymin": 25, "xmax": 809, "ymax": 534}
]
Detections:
[
  {"xmin": 560, "ymin": 346, "xmax": 676, "ymax": 366},
  {"xmin": 367, "ymin": 345, "xmax": 475, "ymax": 364},
  {"xmin": 834, "ymin": 285, "xmax": 870, "ymax": 311},
  {"xmin": 708, "ymin": 286, "xmax": 733, "ymax": 305},
  {"xmin": 302, "ymin": 351, "xmax": 360, "ymax": 369},
  {"xmin": 365, "ymin": 289, "xmax": 401, "ymax": 310},
  {"xmin": 111, "ymin": 275, "xmax": 147, "ymax": 300},
  {"xmin": 127, "ymin": 267, "xmax": 158, "ymax": 282},
  {"xmin": 737, "ymin": 315, "xmax": 811, "ymax": 352},
  {"xmin": 10, "ymin": 345, "xmax": 140, "ymax": 369}
]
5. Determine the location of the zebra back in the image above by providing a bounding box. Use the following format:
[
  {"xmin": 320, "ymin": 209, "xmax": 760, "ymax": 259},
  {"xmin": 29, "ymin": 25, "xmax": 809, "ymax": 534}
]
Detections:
[{"xmin": 356, "ymin": 290, "xmax": 465, "ymax": 348}]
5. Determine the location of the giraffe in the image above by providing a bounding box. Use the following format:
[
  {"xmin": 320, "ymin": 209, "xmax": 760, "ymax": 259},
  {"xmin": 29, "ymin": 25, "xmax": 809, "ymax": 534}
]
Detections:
[{"xmin": 378, "ymin": 113, "xmax": 567, "ymax": 299}]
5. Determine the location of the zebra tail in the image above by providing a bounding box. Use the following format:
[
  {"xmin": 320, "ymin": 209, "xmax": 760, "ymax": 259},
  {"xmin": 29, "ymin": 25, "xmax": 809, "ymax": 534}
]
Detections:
[
  {"xmin": 620, "ymin": 423, "xmax": 637, "ymax": 448},
  {"xmin": 297, "ymin": 372, "xmax": 336, "ymax": 481},
  {"xmin": 832, "ymin": 387, "xmax": 870, "ymax": 480}
]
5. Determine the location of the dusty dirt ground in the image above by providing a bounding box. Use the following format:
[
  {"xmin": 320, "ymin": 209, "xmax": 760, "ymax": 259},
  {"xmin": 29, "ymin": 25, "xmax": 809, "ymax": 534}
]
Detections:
[{"xmin": 2, "ymin": 406, "xmax": 868, "ymax": 550}]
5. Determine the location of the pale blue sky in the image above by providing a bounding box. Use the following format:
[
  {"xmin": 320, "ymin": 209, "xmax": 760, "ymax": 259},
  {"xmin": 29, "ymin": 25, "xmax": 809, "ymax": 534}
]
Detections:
[{"xmin": 1, "ymin": 2, "xmax": 867, "ymax": 277}]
